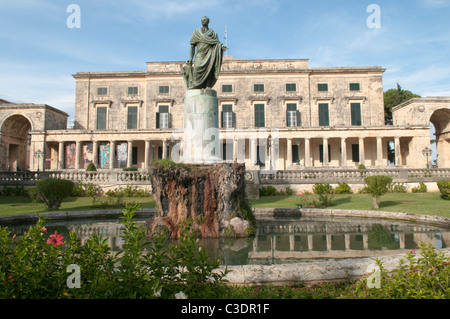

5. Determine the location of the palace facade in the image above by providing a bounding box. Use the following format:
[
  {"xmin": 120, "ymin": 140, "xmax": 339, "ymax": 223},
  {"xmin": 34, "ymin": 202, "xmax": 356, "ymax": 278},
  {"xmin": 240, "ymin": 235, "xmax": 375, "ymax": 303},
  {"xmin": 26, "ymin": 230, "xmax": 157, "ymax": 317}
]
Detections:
[{"xmin": 1, "ymin": 57, "xmax": 449, "ymax": 172}]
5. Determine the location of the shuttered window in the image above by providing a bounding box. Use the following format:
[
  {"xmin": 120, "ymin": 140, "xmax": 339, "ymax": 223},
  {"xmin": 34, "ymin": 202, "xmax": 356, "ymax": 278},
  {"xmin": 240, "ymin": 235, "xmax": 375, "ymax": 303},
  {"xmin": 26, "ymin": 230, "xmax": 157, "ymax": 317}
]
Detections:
[
  {"xmin": 156, "ymin": 105, "xmax": 169, "ymax": 129},
  {"xmin": 222, "ymin": 84, "xmax": 232, "ymax": 93},
  {"xmin": 318, "ymin": 83, "xmax": 328, "ymax": 92},
  {"xmin": 350, "ymin": 83, "xmax": 360, "ymax": 91},
  {"xmin": 221, "ymin": 104, "xmax": 234, "ymax": 128},
  {"xmin": 351, "ymin": 103, "xmax": 362, "ymax": 126},
  {"xmin": 127, "ymin": 106, "xmax": 138, "ymax": 129},
  {"xmin": 286, "ymin": 83, "xmax": 296, "ymax": 92},
  {"xmin": 286, "ymin": 103, "xmax": 300, "ymax": 127},
  {"xmin": 318, "ymin": 103, "xmax": 329, "ymax": 126},
  {"xmin": 159, "ymin": 86, "xmax": 169, "ymax": 94},
  {"xmin": 254, "ymin": 104, "xmax": 265, "ymax": 127},
  {"xmin": 254, "ymin": 84, "xmax": 264, "ymax": 92},
  {"xmin": 96, "ymin": 107, "xmax": 107, "ymax": 130},
  {"xmin": 128, "ymin": 87, "xmax": 138, "ymax": 95}
]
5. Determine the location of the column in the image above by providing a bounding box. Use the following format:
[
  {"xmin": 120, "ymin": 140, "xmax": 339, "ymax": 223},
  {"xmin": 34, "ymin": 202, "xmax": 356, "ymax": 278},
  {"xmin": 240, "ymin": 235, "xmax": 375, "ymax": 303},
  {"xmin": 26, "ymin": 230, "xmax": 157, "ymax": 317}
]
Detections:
[
  {"xmin": 345, "ymin": 234, "xmax": 351, "ymax": 250},
  {"xmin": 341, "ymin": 138, "xmax": 347, "ymax": 167},
  {"xmin": 75, "ymin": 141, "xmax": 81, "ymax": 170},
  {"xmin": 144, "ymin": 140, "xmax": 151, "ymax": 169},
  {"xmin": 304, "ymin": 138, "xmax": 311, "ymax": 167},
  {"xmin": 394, "ymin": 137, "xmax": 401, "ymax": 166},
  {"xmin": 323, "ymin": 137, "xmax": 329, "ymax": 167},
  {"xmin": 359, "ymin": 137, "xmax": 365, "ymax": 166},
  {"xmin": 127, "ymin": 140, "xmax": 133, "ymax": 167},
  {"xmin": 58, "ymin": 142, "xmax": 64, "ymax": 170},
  {"xmin": 251, "ymin": 138, "xmax": 257, "ymax": 165},
  {"xmin": 286, "ymin": 138, "xmax": 292, "ymax": 169},
  {"xmin": 233, "ymin": 138, "xmax": 238, "ymax": 162},
  {"xmin": 93, "ymin": 141, "xmax": 98, "ymax": 167},
  {"xmin": 376, "ymin": 137, "xmax": 383, "ymax": 167},
  {"xmin": 110, "ymin": 141, "xmax": 116, "ymax": 169},
  {"xmin": 162, "ymin": 139, "xmax": 168, "ymax": 159}
]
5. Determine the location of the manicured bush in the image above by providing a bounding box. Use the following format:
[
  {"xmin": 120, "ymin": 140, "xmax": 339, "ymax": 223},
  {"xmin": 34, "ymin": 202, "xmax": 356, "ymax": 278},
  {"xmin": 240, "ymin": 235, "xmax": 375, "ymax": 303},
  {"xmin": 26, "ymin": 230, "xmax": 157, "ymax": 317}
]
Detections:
[
  {"xmin": 333, "ymin": 182, "xmax": 351, "ymax": 194},
  {"xmin": 259, "ymin": 186, "xmax": 277, "ymax": 196},
  {"xmin": 437, "ymin": 180, "xmax": 450, "ymax": 200},
  {"xmin": 312, "ymin": 182, "xmax": 333, "ymax": 207},
  {"xmin": 363, "ymin": 175, "xmax": 392, "ymax": 209},
  {"xmin": 36, "ymin": 178, "xmax": 75, "ymax": 210},
  {"xmin": 86, "ymin": 163, "xmax": 96, "ymax": 171},
  {"xmin": 411, "ymin": 182, "xmax": 427, "ymax": 193},
  {"xmin": 388, "ymin": 182, "xmax": 407, "ymax": 193}
]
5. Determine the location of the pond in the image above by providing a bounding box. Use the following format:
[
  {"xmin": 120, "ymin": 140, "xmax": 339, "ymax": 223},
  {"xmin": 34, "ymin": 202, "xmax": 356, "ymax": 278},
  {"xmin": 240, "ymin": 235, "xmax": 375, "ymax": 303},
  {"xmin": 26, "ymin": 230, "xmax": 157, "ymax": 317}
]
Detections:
[{"xmin": 5, "ymin": 215, "xmax": 450, "ymax": 266}]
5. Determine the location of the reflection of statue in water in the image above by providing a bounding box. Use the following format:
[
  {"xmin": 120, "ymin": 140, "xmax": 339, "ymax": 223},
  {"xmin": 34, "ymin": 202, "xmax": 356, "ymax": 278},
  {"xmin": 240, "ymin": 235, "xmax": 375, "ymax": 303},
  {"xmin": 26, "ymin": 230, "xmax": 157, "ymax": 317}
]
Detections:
[{"xmin": 181, "ymin": 16, "xmax": 226, "ymax": 90}]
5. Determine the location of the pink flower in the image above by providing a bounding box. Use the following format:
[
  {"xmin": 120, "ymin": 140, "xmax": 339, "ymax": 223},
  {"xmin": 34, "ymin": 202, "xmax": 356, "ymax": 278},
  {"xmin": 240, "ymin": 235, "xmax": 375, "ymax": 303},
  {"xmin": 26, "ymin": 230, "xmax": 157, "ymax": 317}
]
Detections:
[
  {"xmin": 47, "ymin": 231, "xmax": 64, "ymax": 247},
  {"xmin": 41, "ymin": 228, "xmax": 48, "ymax": 233}
]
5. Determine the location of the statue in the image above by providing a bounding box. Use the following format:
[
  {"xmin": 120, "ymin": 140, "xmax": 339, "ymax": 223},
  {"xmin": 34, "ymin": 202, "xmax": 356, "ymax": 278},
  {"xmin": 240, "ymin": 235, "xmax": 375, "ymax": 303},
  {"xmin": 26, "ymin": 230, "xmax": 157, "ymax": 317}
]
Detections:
[{"xmin": 181, "ymin": 16, "xmax": 226, "ymax": 90}]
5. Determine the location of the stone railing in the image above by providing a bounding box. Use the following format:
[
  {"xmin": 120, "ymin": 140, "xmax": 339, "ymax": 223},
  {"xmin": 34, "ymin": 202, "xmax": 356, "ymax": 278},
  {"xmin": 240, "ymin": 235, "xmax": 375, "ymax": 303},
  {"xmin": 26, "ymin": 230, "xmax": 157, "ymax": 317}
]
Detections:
[
  {"xmin": 258, "ymin": 168, "xmax": 450, "ymax": 184},
  {"xmin": 0, "ymin": 170, "xmax": 152, "ymax": 186},
  {"xmin": 1, "ymin": 168, "xmax": 449, "ymax": 187}
]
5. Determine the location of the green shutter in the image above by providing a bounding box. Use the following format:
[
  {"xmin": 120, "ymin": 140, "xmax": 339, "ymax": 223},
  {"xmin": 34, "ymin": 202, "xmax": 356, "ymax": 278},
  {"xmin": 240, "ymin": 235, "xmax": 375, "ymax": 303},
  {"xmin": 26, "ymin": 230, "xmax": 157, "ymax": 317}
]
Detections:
[
  {"xmin": 351, "ymin": 103, "xmax": 361, "ymax": 126},
  {"xmin": 254, "ymin": 104, "xmax": 265, "ymax": 127},
  {"xmin": 127, "ymin": 106, "xmax": 138, "ymax": 129},
  {"xmin": 96, "ymin": 107, "xmax": 107, "ymax": 130},
  {"xmin": 319, "ymin": 103, "xmax": 329, "ymax": 126},
  {"xmin": 254, "ymin": 84, "xmax": 264, "ymax": 92}
]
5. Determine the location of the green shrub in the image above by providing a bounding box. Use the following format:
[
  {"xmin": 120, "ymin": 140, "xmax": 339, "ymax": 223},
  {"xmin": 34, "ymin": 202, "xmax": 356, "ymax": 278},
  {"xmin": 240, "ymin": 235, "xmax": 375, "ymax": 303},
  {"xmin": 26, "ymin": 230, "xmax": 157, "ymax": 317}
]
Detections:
[
  {"xmin": 259, "ymin": 186, "xmax": 277, "ymax": 196},
  {"xmin": 437, "ymin": 180, "xmax": 450, "ymax": 200},
  {"xmin": 0, "ymin": 205, "xmax": 229, "ymax": 299},
  {"xmin": 411, "ymin": 182, "xmax": 427, "ymax": 193},
  {"xmin": 122, "ymin": 167, "xmax": 138, "ymax": 171},
  {"xmin": 86, "ymin": 163, "xmax": 97, "ymax": 171},
  {"xmin": 105, "ymin": 185, "xmax": 151, "ymax": 197},
  {"xmin": 285, "ymin": 187, "xmax": 294, "ymax": 195},
  {"xmin": 363, "ymin": 175, "xmax": 392, "ymax": 209},
  {"xmin": 333, "ymin": 182, "xmax": 351, "ymax": 194},
  {"xmin": 36, "ymin": 178, "xmax": 75, "ymax": 210},
  {"xmin": 312, "ymin": 182, "xmax": 333, "ymax": 207},
  {"xmin": 27, "ymin": 186, "xmax": 43, "ymax": 203},
  {"xmin": 388, "ymin": 182, "xmax": 407, "ymax": 193}
]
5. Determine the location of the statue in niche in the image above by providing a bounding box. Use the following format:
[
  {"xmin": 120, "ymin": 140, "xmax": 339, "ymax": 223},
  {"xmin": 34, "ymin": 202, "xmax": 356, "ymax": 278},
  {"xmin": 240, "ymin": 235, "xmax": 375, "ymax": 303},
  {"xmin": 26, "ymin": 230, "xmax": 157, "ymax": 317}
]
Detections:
[{"xmin": 181, "ymin": 16, "xmax": 227, "ymax": 90}]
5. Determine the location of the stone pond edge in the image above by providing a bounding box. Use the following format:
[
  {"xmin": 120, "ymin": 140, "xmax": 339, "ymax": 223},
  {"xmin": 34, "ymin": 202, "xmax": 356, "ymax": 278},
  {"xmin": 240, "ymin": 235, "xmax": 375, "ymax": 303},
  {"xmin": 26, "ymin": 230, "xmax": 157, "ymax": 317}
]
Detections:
[{"xmin": 1, "ymin": 207, "xmax": 450, "ymax": 286}]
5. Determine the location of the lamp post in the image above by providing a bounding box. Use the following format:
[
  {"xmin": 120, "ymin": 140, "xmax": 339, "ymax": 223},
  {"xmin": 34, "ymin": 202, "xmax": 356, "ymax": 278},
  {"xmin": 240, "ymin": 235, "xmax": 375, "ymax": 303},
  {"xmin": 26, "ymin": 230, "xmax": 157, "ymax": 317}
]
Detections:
[
  {"xmin": 422, "ymin": 146, "xmax": 432, "ymax": 169},
  {"xmin": 34, "ymin": 150, "xmax": 42, "ymax": 172}
]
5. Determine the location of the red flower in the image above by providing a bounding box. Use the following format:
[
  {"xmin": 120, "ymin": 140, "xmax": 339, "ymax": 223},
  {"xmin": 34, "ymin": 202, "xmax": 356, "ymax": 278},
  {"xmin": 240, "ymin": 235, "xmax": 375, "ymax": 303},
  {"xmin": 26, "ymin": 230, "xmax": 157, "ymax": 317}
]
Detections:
[
  {"xmin": 47, "ymin": 231, "xmax": 64, "ymax": 247},
  {"xmin": 41, "ymin": 228, "xmax": 48, "ymax": 233}
]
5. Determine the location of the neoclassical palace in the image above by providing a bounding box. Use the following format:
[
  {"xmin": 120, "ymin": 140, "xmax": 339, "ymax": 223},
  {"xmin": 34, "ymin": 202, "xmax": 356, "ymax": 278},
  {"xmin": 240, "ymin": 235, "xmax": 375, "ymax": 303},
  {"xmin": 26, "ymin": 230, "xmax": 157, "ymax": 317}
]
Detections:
[{"xmin": 1, "ymin": 57, "xmax": 449, "ymax": 172}]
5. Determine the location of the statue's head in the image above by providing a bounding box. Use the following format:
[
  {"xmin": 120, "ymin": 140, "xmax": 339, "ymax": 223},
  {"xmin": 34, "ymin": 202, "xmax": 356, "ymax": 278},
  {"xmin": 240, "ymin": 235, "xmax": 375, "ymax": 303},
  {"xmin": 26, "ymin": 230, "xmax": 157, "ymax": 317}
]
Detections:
[{"xmin": 201, "ymin": 16, "xmax": 210, "ymax": 25}]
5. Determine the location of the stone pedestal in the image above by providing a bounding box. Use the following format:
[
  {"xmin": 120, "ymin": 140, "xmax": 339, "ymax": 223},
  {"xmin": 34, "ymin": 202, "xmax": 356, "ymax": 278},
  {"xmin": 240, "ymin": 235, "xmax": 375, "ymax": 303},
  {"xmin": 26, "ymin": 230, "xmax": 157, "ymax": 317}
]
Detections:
[{"xmin": 182, "ymin": 89, "xmax": 221, "ymax": 164}]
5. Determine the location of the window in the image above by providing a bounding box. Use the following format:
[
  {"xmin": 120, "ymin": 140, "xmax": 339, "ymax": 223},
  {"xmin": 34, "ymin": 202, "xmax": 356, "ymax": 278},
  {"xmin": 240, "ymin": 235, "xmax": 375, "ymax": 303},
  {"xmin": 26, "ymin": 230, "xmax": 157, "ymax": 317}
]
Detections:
[
  {"xmin": 292, "ymin": 144, "xmax": 299, "ymax": 163},
  {"xmin": 254, "ymin": 84, "xmax": 264, "ymax": 92},
  {"xmin": 159, "ymin": 86, "xmax": 169, "ymax": 94},
  {"xmin": 96, "ymin": 107, "xmax": 107, "ymax": 130},
  {"xmin": 319, "ymin": 144, "xmax": 331, "ymax": 163},
  {"xmin": 222, "ymin": 84, "xmax": 233, "ymax": 93},
  {"xmin": 156, "ymin": 105, "xmax": 169, "ymax": 129},
  {"xmin": 127, "ymin": 106, "xmax": 138, "ymax": 129},
  {"xmin": 350, "ymin": 83, "xmax": 360, "ymax": 91},
  {"xmin": 97, "ymin": 87, "xmax": 108, "ymax": 95},
  {"xmin": 352, "ymin": 144, "xmax": 360, "ymax": 163},
  {"xmin": 351, "ymin": 103, "xmax": 362, "ymax": 126},
  {"xmin": 132, "ymin": 147, "xmax": 138, "ymax": 165},
  {"xmin": 286, "ymin": 103, "xmax": 300, "ymax": 127},
  {"xmin": 318, "ymin": 83, "xmax": 328, "ymax": 92},
  {"xmin": 286, "ymin": 83, "xmax": 296, "ymax": 92},
  {"xmin": 254, "ymin": 104, "xmax": 265, "ymax": 127},
  {"xmin": 128, "ymin": 86, "xmax": 138, "ymax": 95},
  {"xmin": 318, "ymin": 103, "xmax": 330, "ymax": 126},
  {"xmin": 221, "ymin": 104, "xmax": 234, "ymax": 128}
]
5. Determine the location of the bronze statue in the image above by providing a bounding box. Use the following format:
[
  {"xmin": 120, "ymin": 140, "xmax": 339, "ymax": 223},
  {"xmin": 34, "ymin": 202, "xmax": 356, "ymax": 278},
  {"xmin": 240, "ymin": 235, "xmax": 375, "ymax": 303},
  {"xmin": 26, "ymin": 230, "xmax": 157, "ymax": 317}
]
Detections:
[{"xmin": 181, "ymin": 16, "xmax": 226, "ymax": 90}]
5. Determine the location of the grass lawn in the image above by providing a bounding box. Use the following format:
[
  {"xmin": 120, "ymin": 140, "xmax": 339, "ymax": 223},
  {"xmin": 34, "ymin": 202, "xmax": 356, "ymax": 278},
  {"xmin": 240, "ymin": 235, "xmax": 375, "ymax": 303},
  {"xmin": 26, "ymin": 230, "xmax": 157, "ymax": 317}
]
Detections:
[
  {"xmin": 0, "ymin": 192, "xmax": 448, "ymax": 218},
  {"xmin": 0, "ymin": 196, "xmax": 156, "ymax": 217},
  {"xmin": 250, "ymin": 192, "xmax": 450, "ymax": 218}
]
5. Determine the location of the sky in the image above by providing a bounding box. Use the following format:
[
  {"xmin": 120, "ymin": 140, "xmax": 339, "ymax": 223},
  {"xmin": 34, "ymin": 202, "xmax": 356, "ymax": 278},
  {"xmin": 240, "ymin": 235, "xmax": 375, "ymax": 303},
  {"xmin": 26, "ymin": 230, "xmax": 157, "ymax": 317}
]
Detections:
[{"xmin": 1, "ymin": 0, "xmax": 449, "ymax": 124}]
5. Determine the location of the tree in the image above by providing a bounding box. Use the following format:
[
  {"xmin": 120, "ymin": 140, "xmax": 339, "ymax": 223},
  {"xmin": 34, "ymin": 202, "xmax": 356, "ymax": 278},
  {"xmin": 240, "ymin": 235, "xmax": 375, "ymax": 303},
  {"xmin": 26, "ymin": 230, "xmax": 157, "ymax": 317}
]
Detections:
[
  {"xmin": 36, "ymin": 178, "xmax": 75, "ymax": 210},
  {"xmin": 363, "ymin": 175, "xmax": 393, "ymax": 209},
  {"xmin": 384, "ymin": 84, "xmax": 421, "ymax": 125}
]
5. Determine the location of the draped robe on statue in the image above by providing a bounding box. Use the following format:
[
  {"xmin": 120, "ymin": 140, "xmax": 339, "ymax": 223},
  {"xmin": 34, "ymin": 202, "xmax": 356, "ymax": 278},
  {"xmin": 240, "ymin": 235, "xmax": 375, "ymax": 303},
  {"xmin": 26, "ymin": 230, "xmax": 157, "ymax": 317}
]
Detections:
[{"xmin": 183, "ymin": 28, "xmax": 224, "ymax": 90}]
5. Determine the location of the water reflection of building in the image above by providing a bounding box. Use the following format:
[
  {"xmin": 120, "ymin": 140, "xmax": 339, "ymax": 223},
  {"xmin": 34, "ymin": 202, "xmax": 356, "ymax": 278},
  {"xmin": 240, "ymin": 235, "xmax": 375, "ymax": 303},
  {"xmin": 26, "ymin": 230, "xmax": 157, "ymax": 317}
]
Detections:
[{"xmin": 250, "ymin": 219, "xmax": 450, "ymax": 263}]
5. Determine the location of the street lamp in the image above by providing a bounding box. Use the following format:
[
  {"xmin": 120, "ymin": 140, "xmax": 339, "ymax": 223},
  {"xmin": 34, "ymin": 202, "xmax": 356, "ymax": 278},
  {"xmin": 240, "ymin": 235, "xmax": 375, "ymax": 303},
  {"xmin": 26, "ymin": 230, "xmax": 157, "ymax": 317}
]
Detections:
[
  {"xmin": 422, "ymin": 146, "xmax": 432, "ymax": 169},
  {"xmin": 34, "ymin": 150, "xmax": 42, "ymax": 172}
]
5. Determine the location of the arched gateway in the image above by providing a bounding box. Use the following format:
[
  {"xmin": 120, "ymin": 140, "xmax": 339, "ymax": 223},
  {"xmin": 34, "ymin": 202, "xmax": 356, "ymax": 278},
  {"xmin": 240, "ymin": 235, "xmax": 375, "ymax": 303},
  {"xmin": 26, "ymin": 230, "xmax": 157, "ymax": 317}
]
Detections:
[
  {"xmin": 0, "ymin": 101, "xmax": 68, "ymax": 171},
  {"xmin": 392, "ymin": 97, "xmax": 450, "ymax": 168}
]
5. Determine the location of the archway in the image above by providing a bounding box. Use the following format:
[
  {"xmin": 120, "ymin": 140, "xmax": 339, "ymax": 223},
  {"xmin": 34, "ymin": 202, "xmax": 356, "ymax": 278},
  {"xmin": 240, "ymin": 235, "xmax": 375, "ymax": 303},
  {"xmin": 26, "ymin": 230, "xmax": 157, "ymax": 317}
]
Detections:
[
  {"xmin": 429, "ymin": 108, "xmax": 450, "ymax": 168},
  {"xmin": 0, "ymin": 114, "xmax": 32, "ymax": 171}
]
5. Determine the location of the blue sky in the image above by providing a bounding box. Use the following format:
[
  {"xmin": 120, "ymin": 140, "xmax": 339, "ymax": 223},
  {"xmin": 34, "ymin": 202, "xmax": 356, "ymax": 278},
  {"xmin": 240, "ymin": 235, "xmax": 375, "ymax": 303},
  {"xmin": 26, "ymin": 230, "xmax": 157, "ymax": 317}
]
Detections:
[{"xmin": 1, "ymin": 0, "xmax": 449, "ymax": 123}]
